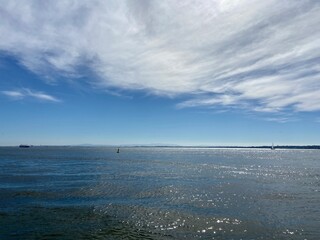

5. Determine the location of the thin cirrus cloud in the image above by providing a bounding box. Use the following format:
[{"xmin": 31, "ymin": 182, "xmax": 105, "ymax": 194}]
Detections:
[
  {"xmin": 0, "ymin": 0, "xmax": 319, "ymax": 112},
  {"xmin": 1, "ymin": 89, "xmax": 60, "ymax": 102}
]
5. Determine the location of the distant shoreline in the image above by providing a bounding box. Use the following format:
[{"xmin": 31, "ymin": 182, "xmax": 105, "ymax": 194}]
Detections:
[
  {"xmin": 1, "ymin": 145, "xmax": 320, "ymax": 149},
  {"xmin": 123, "ymin": 145, "xmax": 320, "ymax": 149}
]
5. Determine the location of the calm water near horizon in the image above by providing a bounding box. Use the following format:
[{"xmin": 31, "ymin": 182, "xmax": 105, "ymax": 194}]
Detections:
[{"xmin": 0, "ymin": 147, "xmax": 319, "ymax": 239}]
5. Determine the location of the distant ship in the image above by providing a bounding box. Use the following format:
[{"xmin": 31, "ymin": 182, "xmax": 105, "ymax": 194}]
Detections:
[
  {"xmin": 271, "ymin": 143, "xmax": 275, "ymax": 150},
  {"xmin": 19, "ymin": 145, "xmax": 30, "ymax": 148}
]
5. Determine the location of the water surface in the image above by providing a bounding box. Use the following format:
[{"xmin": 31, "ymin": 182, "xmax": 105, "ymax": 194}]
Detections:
[{"xmin": 0, "ymin": 147, "xmax": 319, "ymax": 239}]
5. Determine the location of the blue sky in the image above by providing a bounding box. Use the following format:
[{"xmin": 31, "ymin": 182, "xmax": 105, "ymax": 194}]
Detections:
[{"xmin": 1, "ymin": 0, "xmax": 320, "ymax": 146}]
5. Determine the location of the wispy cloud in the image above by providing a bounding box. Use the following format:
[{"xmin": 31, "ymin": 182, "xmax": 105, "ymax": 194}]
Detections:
[
  {"xmin": 1, "ymin": 90, "xmax": 24, "ymax": 99},
  {"xmin": 1, "ymin": 88, "xmax": 60, "ymax": 102},
  {"xmin": 264, "ymin": 117, "xmax": 296, "ymax": 124},
  {"xmin": 0, "ymin": 1, "xmax": 319, "ymax": 112}
]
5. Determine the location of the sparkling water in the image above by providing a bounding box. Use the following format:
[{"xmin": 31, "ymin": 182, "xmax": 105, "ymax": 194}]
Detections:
[{"xmin": 0, "ymin": 147, "xmax": 319, "ymax": 239}]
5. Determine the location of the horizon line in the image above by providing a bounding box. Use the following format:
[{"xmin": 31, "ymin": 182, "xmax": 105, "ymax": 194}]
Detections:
[{"xmin": 1, "ymin": 144, "xmax": 320, "ymax": 149}]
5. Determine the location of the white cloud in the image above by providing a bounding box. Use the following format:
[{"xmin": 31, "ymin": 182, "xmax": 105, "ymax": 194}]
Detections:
[
  {"xmin": 1, "ymin": 88, "xmax": 60, "ymax": 102},
  {"xmin": 1, "ymin": 90, "xmax": 24, "ymax": 99},
  {"xmin": 263, "ymin": 117, "xmax": 297, "ymax": 124},
  {"xmin": 0, "ymin": 0, "xmax": 319, "ymax": 112}
]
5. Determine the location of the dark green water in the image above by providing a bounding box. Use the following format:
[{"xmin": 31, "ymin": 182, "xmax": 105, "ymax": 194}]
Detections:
[{"xmin": 0, "ymin": 147, "xmax": 319, "ymax": 239}]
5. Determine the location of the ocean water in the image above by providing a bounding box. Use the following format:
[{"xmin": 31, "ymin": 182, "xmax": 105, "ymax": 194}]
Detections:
[{"xmin": 0, "ymin": 147, "xmax": 319, "ymax": 240}]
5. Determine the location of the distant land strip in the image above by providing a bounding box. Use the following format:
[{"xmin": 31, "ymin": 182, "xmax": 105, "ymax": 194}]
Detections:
[
  {"xmin": 128, "ymin": 145, "xmax": 320, "ymax": 149},
  {"xmin": 1, "ymin": 145, "xmax": 320, "ymax": 149}
]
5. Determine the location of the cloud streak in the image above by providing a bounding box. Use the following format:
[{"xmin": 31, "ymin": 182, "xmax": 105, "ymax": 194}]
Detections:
[
  {"xmin": 2, "ymin": 89, "xmax": 60, "ymax": 102},
  {"xmin": 0, "ymin": 0, "xmax": 319, "ymax": 112}
]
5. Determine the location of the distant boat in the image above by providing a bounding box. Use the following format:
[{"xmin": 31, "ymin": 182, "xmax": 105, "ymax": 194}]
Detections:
[
  {"xmin": 19, "ymin": 145, "xmax": 30, "ymax": 148},
  {"xmin": 117, "ymin": 148, "xmax": 120, "ymax": 153},
  {"xmin": 271, "ymin": 143, "xmax": 275, "ymax": 150}
]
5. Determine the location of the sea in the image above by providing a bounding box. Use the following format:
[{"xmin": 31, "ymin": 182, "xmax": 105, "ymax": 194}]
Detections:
[{"xmin": 0, "ymin": 146, "xmax": 319, "ymax": 239}]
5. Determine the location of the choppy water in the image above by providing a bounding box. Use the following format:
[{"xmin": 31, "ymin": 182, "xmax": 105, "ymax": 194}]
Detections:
[{"xmin": 0, "ymin": 147, "xmax": 319, "ymax": 239}]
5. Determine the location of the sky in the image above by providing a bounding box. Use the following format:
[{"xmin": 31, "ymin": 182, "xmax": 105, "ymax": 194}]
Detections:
[{"xmin": 1, "ymin": 0, "xmax": 320, "ymax": 146}]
